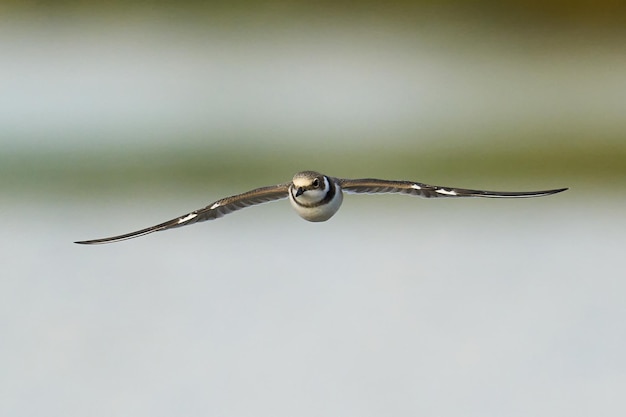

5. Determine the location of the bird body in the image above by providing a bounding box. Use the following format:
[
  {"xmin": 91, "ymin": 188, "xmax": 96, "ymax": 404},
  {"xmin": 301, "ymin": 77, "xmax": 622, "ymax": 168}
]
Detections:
[
  {"xmin": 288, "ymin": 171, "xmax": 343, "ymax": 222},
  {"xmin": 75, "ymin": 171, "xmax": 567, "ymax": 245}
]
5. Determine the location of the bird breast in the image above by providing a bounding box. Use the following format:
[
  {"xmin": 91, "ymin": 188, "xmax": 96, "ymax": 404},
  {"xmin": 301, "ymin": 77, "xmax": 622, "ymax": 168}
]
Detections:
[{"xmin": 289, "ymin": 183, "xmax": 344, "ymax": 222}]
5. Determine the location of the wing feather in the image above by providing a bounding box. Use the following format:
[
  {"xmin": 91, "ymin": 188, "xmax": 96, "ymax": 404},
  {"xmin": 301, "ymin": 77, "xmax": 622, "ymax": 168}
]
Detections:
[
  {"xmin": 75, "ymin": 183, "xmax": 290, "ymax": 244},
  {"xmin": 338, "ymin": 178, "xmax": 567, "ymax": 199}
]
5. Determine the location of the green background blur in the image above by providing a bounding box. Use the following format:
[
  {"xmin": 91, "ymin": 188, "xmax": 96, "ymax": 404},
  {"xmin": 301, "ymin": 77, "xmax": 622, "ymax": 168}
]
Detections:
[
  {"xmin": 1, "ymin": 0, "xmax": 624, "ymax": 196},
  {"xmin": 2, "ymin": 4, "xmax": 625, "ymax": 417}
]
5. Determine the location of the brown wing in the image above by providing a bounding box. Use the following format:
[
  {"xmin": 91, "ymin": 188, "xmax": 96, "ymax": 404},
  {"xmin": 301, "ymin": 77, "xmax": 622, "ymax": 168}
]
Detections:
[
  {"xmin": 75, "ymin": 183, "xmax": 291, "ymax": 244},
  {"xmin": 338, "ymin": 178, "xmax": 567, "ymax": 199}
]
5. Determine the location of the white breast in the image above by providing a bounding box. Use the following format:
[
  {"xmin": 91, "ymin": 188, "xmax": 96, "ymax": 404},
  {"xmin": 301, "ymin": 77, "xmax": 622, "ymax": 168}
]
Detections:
[{"xmin": 289, "ymin": 179, "xmax": 344, "ymax": 222}]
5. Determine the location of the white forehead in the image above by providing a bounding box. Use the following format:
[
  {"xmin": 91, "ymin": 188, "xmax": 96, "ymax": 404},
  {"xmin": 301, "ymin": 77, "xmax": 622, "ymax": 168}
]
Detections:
[
  {"xmin": 293, "ymin": 177, "xmax": 313, "ymax": 187},
  {"xmin": 292, "ymin": 171, "xmax": 323, "ymax": 187}
]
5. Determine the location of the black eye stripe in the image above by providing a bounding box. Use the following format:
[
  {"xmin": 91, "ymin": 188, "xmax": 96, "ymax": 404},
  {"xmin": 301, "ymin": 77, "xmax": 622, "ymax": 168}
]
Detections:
[{"xmin": 290, "ymin": 176, "xmax": 335, "ymax": 208}]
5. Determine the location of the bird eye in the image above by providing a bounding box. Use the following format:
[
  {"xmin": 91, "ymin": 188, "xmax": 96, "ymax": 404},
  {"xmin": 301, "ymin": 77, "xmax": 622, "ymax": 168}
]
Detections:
[{"xmin": 312, "ymin": 178, "xmax": 320, "ymax": 187}]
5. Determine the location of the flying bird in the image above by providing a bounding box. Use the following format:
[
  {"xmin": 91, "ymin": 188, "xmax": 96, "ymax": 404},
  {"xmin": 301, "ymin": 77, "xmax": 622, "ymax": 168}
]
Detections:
[{"xmin": 75, "ymin": 171, "xmax": 567, "ymax": 244}]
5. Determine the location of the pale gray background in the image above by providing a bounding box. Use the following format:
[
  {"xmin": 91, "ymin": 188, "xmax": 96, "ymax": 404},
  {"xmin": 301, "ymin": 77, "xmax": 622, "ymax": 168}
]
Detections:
[{"xmin": 2, "ymin": 6, "xmax": 625, "ymax": 417}]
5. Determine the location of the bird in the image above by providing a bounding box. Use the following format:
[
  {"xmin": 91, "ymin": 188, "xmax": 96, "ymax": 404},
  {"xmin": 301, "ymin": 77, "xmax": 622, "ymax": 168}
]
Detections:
[{"xmin": 75, "ymin": 170, "xmax": 567, "ymax": 245}]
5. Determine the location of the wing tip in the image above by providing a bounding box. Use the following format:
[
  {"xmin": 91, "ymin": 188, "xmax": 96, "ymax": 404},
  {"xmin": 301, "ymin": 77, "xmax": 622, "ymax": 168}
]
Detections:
[
  {"xmin": 74, "ymin": 220, "xmax": 178, "ymax": 246},
  {"xmin": 74, "ymin": 230, "xmax": 154, "ymax": 245},
  {"xmin": 548, "ymin": 187, "xmax": 568, "ymax": 195},
  {"xmin": 74, "ymin": 238, "xmax": 122, "ymax": 245},
  {"xmin": 486, "ymin": 186, "xmax": 569, "ymax": 198}
]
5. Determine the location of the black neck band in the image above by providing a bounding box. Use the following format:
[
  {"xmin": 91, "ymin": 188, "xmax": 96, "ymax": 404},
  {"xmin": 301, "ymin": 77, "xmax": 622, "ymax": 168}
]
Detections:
[{"xmin": 292, "ymin": 176, "xmax": 335, "ymax": 208}]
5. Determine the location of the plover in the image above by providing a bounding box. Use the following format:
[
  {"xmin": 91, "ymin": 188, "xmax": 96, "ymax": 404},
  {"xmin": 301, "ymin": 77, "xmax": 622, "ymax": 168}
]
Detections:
[{"xmin": 75, "ymin": 170, "xmax": 567, "ymax": 244}]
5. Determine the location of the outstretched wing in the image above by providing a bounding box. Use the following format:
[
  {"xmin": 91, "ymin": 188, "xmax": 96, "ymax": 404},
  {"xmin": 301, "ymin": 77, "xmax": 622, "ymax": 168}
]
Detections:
[
  {"xmin": 75, "ymin": 183, "xmax": 291, "ymax": 244},
  {"xmin": 338, "ymin": 178, "xmax": 567, "ymax": 199}
]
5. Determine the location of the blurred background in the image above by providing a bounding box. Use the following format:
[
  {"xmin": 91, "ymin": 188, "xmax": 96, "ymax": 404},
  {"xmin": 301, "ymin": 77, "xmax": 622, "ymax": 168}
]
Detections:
[{"xmin": 2, "ymin": 1, "xmax": 625, "ymax": 416}]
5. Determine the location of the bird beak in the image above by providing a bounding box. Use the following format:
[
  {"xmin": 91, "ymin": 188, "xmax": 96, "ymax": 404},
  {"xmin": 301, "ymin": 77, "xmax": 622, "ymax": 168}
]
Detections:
[{"xmin": 295, "ymin": 187, "xmax": 304, "ymax": 197}]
